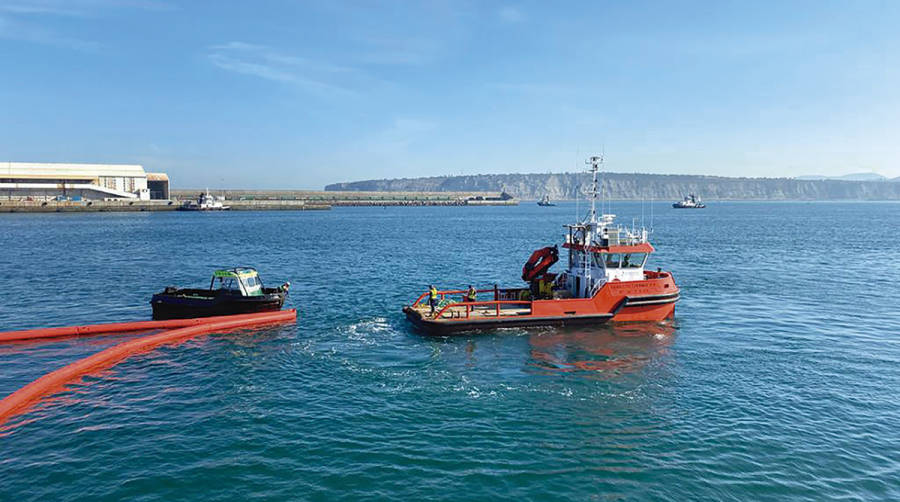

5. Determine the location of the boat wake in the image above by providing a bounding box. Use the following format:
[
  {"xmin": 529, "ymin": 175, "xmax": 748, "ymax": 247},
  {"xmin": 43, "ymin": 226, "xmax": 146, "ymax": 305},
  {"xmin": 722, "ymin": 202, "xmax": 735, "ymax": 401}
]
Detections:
[{"xmin": 341, "ymin": 317, "xmax": 392, "ymax": 346}]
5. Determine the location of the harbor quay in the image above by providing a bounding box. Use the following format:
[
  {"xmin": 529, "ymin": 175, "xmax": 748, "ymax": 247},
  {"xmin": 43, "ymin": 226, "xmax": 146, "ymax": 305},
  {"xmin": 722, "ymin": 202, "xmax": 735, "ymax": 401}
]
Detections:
[
  {"xmin": 0, "ymin": 162, "xmax": 518, "ymax": 213},
  {"xmin": 0, "ymin": 191, "xmax": 516, "ymax": 212},
  {"xmin": 0, "ymin": 199, "xmax": 331, "ymax": 213},
  {"xmin": 170, "ymin": 189, "xmax": 518, "ymax": 207}
]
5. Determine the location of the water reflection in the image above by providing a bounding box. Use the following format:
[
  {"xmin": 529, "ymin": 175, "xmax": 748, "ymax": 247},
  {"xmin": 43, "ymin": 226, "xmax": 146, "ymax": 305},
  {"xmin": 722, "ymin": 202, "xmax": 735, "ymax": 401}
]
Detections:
[{"xmin": 526, "ymin": 322, "xmax": 676, "ymax": 377}]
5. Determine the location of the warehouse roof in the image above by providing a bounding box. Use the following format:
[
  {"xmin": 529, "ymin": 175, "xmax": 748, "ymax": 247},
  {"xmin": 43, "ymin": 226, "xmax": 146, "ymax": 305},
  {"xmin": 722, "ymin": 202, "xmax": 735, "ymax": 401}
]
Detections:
[{"xmin": 1, "ymin": 162, "xmax": 146, "ymax": 179}]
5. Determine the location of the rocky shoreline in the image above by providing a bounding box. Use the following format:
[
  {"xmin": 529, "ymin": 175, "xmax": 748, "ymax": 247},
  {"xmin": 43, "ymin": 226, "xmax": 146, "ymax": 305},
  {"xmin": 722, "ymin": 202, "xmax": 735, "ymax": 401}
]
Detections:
[{"xmin": 326, "ymin": 172, "xmax": 900, "ymax": 201}]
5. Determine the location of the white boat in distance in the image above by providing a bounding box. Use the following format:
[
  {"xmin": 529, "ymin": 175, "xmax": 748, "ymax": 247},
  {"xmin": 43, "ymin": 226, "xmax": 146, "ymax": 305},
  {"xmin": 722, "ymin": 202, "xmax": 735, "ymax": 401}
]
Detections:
[
  {"xmin": 673, "ymin": 194, "xmax": 706, "ymax": 209},
  {"xmin": 179, "ymin": 190, "xmax": 231, "ymax": 211}
]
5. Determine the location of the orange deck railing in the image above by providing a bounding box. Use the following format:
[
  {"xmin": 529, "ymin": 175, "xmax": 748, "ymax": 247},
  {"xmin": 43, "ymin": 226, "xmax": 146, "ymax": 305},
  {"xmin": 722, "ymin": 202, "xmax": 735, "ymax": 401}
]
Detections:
[
  {"xmin": 411, "ymin": 287, "xmax": 533, "ymax": 320},
  {"xmin": 431, "ymin": 300, "xmax": 533, "ymax": 320},
  {"xmin": 411, "ymin": 287, "xmax": 528, "ymax": 307}
]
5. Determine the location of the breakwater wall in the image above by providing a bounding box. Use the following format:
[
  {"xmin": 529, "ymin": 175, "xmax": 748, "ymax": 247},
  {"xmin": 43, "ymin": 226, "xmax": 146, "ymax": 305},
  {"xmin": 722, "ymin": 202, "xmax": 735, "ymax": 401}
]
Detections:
[
  {"xmin": 171, "ymin": 190, "xmax": 518, "ymax": 206},
  {"xmin": 0, "ymin": 190, "xmax": 518, "ymax": 213}
]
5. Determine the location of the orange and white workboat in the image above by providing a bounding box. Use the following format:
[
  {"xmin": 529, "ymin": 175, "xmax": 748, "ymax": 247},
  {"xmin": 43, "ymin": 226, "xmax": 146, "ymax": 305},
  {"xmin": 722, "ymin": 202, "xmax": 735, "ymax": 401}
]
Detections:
[{"xmin": 404, "ymin": 155, "xmax": 680, "ymax": 335}]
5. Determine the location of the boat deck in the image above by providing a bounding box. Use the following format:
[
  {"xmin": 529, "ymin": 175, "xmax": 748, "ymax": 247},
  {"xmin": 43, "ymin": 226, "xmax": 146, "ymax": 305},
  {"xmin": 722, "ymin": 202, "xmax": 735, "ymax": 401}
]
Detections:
[{"xmin": 407, "ymin": 302, "xmax": 532, "ymax": 320}]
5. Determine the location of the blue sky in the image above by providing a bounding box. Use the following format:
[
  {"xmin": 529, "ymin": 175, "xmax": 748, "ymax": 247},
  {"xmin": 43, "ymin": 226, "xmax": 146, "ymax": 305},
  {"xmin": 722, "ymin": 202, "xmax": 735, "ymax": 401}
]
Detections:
[{"xmin": 1, "ymin": 0, "xmax": 898, "ymax": 188}]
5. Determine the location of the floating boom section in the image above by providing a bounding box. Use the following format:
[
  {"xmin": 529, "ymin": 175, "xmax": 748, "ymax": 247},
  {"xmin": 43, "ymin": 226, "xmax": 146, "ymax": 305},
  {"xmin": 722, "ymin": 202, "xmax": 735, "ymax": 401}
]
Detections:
[
  {"xmin": 0, "ymin": 309, "xmax": 296, "ymax": 426},
  {"xmin": 522, "ymin": 246, "xmax": 559, "ymax": 281},
  {"xmin": 0, "ymin": 312, "xmax": 291, "ymax": 343}
]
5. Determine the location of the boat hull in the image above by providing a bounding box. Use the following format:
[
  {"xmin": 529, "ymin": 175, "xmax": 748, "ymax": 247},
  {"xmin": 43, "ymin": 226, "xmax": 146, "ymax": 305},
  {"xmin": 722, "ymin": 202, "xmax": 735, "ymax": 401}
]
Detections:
[
  {"xmin": 150, "ymin": 289, "xmax": 285, "ymax": 320},
  {"xmin": 404, "ymin": 307, "xmax": 617, "ymax": 335},
  {"xmin": 404, "ymin": 275, "xmax": 679, "ymax": 336}
]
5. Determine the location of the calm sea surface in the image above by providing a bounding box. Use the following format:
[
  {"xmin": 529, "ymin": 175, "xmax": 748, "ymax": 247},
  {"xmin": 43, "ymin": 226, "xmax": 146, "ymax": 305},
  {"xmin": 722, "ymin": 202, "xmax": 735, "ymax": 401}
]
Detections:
[{"xmin": 1, "ymin": 202, "xmax": 899, "ymax": 501}]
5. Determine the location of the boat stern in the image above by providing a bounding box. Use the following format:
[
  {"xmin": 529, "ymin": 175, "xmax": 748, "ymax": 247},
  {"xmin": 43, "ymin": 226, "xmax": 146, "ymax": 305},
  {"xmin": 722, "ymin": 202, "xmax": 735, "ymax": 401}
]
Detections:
[{"xmin": 402, "ymin": 305, "xmax": 451, "ymax": 335}]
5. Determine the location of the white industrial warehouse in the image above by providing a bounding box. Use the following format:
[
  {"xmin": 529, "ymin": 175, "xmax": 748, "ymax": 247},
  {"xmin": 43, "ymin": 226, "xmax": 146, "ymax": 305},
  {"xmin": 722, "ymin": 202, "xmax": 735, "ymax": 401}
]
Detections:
[{"xmin": 0, "ymin": 162, "xmax": 169, "ymax": 200}]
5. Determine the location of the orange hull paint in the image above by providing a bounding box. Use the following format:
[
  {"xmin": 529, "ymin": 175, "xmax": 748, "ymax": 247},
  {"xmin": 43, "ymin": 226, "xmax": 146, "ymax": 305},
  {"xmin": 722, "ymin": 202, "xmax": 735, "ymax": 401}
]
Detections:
[
  {"xmin": 530, "ymin": 274, "xmax": 678, "ymax": 321},
  {"xmin": 611, "ymin": 301, "xmax": 676, "ymax": 322},
  {"xmin": 405, "ymin": 272, "xmax": 679, "ymax": 334}
]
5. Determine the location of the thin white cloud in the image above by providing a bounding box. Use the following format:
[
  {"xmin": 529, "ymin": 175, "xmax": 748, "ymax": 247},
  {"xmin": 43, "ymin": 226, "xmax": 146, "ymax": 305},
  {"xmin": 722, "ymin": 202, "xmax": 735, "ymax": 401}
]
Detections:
[
  {"xmin": 0, "ymin": 0, "xmax": 172, "ymax": 49},
  {"xmin": 0, "ymin": 14, "xmax": 99, "ymax": 50},
  {"xmin": 206, "ymin": 42, "xmax": 359, "ymax": 97},
  {"xmin": 498, "ymin": 6, "xmax": 524, "ymax": 23},
  {"xmin": 0, "ymin": 0, "xmax": 172, "ymax": 17},
  {"xmin": 210, "ymin": 41, "xmax": 262, "ymax": 51},
  {"xmin": 0, "ymin": 3, "xmax": 84, "ymax": 16},
  {"xmin": 210, "ymin": 42, "xmax": 352, "ymax": 74},
  {"xmin": 208, "ymin": 54, "xmax": 297, "ymax": 84}
]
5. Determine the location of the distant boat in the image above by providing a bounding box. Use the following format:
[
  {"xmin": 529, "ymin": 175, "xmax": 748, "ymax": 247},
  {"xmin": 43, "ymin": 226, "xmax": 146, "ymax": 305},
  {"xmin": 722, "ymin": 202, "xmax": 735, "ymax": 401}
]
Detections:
[
  {"xmin": 673, "ymin": 194, "xmax": 705, "ymax": 209},
  {"xmin": 537, "ymin": 195, "xmax": 556, "ymax": 207},
  {"xmin": 178, "ymin": 189, "xmax": 231, "ymax": 211}
]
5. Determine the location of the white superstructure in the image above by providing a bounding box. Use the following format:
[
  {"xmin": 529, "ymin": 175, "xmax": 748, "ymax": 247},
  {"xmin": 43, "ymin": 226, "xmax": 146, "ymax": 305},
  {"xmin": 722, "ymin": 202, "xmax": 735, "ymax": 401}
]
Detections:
[
  {"xmin": 561, "ymin": 156, "xmax": 653, "ymax": 298},
  {"xmin": 673, "ymin": 194, "xmax": 705, "ymax": 208}
]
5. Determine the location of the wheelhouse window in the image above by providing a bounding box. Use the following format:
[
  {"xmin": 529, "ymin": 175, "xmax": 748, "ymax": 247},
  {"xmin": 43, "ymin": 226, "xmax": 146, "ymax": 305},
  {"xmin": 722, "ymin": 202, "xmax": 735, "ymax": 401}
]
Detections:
[
  {"xmin": 240, "ymin": 275, "xmax": 263, "ymax": 296},
  {"xmin": 604, "ymin": 253, "xmax": 622, "ymax": 268},
  {"xmin": 217, "ymin": 277, "xmax": 241, "ymax": 291},
  {"xmin": 622, "ymin": 253, "xmax": 647, "ymax": 268}
]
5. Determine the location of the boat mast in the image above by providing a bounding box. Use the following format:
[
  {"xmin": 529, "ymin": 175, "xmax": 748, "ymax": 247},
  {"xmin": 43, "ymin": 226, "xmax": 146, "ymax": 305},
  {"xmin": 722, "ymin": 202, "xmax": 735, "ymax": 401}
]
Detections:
[
  {"xmin": 580, "ymin": 155, "xmax": 603, "ymax": 297},
  {"xmin": 586, "ymin": 155, "xmax": 602, "ymax": 225}
]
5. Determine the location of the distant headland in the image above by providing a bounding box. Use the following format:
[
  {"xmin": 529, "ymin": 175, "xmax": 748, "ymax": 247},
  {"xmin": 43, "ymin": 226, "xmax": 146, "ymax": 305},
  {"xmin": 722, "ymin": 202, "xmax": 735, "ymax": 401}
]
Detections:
[{"xmin": 325, "ymin": 172, "xmax": 900, "ymax": 201}]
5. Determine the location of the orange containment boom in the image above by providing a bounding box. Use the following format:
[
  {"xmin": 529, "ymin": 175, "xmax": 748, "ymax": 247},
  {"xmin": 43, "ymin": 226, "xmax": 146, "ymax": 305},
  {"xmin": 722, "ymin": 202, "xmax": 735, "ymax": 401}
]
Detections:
[
  {"xmin": 0, "ymin": 309, "xmax": 296, "ymax": 426},
  {"xmin": 0, "ymin": 311, "xmax": 293, "ymax": 343}
]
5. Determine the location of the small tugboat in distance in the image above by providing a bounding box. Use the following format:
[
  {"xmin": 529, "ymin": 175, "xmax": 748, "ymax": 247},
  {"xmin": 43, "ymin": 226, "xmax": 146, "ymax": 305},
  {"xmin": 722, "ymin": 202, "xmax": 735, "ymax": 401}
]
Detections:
[
  {"xmin": 537, "ymin": 195, "xmax": 556, "ymax": 207},
  {"xmin": 673, "ymin": 194, "xmax": 706, "ymax": 208},
  {"xmin": 403, "ymin": 155, "xmax": 680, "ymax": 335},
  {"xmin": 178, "ymin": 189, "xmax": 231, "ymax": 211},
  {"xmin": 150, "ymin": 267, "xmax": 290, "ymax": 319}
]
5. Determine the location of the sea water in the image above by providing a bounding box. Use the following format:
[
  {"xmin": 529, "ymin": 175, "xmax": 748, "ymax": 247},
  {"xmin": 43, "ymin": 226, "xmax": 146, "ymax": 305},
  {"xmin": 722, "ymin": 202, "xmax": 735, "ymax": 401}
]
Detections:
[{"xmin": 1, "ymin": 202, "xmax": 898, "ymax": 500}]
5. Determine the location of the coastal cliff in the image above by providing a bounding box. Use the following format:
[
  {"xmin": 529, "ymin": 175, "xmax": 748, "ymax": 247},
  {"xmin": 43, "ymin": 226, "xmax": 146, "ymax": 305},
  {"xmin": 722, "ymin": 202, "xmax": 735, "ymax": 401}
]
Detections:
[{"xmin": 325, "ymin": 173, "xmax": 900, "ymax": 200}]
